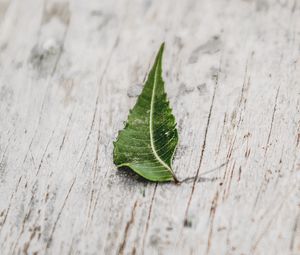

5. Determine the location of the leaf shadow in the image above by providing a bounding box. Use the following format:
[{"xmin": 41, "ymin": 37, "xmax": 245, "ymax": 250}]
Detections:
[
  {"xmin": 115, "ymin": 159, "xmax": 231, "ymax": 185},
  {"xmin": 116, "ymin": 166, "xmax": 180, "ymax": 186},
  {"xmin": 116, "ymin": 166, "xmax": 157, "ymax": 185}
]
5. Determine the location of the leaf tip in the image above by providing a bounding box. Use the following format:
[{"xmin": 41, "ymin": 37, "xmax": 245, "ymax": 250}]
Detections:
[{"xmin": 158, "ymin": 42, "xmax": 165, "ymax": 58}]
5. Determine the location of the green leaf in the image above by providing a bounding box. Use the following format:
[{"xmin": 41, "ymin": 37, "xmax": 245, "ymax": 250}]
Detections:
[{"xmin": 113, "ymin": 43, "xmax": 179, "ymax": 182}]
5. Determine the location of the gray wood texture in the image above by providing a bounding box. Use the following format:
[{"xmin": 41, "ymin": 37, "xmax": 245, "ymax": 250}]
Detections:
[{"xmin": 0, "ymin": 0, "xmax": 299, "ymax": 254}]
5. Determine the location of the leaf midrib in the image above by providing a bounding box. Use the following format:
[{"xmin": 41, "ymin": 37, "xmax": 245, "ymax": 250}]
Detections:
[{"xmin": 149, "ymin": 59, "xmax": 174, "ymax": 175}]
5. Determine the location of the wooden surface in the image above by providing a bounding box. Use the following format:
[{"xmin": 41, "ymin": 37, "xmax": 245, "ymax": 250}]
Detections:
[{"xmin": 0, "ymin": 0, "xmax": 299, "ymax": 254}]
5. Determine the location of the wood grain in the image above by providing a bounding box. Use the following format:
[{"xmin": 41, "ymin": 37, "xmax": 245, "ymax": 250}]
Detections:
[{"xmin": 0, "ymin": 0, "xmax": 299, "ymax": 254}]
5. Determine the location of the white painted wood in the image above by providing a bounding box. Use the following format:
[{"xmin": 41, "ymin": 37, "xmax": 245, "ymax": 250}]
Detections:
[{"xmin": 0, "ymin": 0, "xmax": 299, "ymax": 254}]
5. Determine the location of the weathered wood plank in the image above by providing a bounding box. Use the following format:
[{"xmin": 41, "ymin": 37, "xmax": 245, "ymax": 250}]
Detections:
[{"xmin": 0, "ymin": 0, "xmax": 299, "ymax": 254}]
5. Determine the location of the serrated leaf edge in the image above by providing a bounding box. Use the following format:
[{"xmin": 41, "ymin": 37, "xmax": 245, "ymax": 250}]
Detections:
[
  {"xmin": 149, "ymin": 44, "xmax": 177, "ymax": 179},
  {"xmin": 113, "ymin": 43, "xmax": 178, "ymax": 182}
]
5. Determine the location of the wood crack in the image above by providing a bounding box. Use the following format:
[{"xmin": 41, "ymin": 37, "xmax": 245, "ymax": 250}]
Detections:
[
  {"xmin": 183, "ymin": 60, "xmax": 219, "ymax": 223},
  {"xmin": 118, "ymin": 201, "xmax": 138, "ymax": 255},
  {"xmin": 45, "ymin": 178, "xmax": 76, "ymax": 251},
  {"xmin": 264, "ymin": 86, "xmax": 280, "ymax": 155},
  {"xmin": 142, "ymin": 183, "xmax": 157, "ymax": 253}
]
